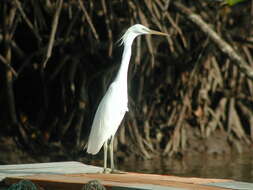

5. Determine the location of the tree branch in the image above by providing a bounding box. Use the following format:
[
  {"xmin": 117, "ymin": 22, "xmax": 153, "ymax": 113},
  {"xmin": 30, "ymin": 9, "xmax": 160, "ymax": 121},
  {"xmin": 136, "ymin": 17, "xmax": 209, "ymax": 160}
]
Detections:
[
  {"xmin": 43, "ymin": 0, "xmax": 63, "ymax": 68},
  {"xmin": 173, "ymin": 2, "xmax": 253, "ymax": 80}
]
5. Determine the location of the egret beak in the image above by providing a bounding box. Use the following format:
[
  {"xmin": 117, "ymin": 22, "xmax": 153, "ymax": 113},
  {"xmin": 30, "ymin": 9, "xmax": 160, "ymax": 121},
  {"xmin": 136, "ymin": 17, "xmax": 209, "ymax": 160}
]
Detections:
[{"xmin": 149, "ymin": 29, "xmax": 169, "ymax": 36}]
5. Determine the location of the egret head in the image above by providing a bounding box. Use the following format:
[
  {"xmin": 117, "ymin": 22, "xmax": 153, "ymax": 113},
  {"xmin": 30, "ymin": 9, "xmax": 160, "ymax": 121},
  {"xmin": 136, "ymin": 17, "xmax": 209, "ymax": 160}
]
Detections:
[
  {"xmin": 127, "ymin": 24, "xmax": 152, "ymax": 35},
  {"xmin": 119, "ymin": 24, "xmax": 168, "ymax": 46}
]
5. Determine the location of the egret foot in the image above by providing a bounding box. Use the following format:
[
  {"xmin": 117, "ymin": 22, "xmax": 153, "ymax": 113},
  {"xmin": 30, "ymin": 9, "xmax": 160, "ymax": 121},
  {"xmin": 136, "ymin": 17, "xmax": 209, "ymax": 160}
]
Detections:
[
  {"xmin": 102, "ymin": 168, "xmax": 112, "ymax": 174},
  {"xmin": 102, "ymin": 168, "xmax": 125, "ymax": 174},
  {"xmin": 111, "ymin": 169, "xmax": 126, "ymax": 174}
]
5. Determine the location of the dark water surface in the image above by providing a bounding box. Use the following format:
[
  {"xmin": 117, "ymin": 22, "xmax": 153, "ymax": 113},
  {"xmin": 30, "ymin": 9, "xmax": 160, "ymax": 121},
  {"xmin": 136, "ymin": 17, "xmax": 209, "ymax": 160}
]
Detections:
[{"xmin": 118, "ymin": 152, "xmax": 253, "ymax": 182}]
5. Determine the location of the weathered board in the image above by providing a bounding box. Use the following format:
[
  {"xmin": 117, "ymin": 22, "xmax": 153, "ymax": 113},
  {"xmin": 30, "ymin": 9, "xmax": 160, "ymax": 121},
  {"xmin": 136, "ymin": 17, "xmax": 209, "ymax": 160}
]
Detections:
[
  {"xmin": 0, "ymin": 161, "xmax": 252, "ymax": 190},
  {"xmin": 0, "ymin": 161, "xmax": 102, "ymax": 181}
]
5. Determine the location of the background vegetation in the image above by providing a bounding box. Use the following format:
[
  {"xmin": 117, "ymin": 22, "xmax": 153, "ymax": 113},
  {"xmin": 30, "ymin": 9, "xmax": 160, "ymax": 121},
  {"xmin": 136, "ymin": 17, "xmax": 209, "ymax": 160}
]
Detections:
[{"xmin": 0, "ymin": 0, "xmax": 252, "ymax": 161}]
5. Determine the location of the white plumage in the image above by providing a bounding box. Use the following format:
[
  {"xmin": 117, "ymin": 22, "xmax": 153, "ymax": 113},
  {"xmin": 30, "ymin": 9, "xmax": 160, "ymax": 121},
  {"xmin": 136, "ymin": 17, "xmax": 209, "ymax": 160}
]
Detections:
[
  {"xmin": 86, "ymin": 24, "xmax": 168, "ymax": 173},
  {"xmin": 87, "ymin": 82, "xmax": 128, "ymax": 154}
]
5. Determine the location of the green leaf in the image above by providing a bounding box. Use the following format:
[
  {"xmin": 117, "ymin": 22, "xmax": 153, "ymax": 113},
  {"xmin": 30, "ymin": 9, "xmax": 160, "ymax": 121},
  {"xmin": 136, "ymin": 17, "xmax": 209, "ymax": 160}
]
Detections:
[{"xmin": 225, "ymin": 0, "xmax": 246, "ymax": 6}]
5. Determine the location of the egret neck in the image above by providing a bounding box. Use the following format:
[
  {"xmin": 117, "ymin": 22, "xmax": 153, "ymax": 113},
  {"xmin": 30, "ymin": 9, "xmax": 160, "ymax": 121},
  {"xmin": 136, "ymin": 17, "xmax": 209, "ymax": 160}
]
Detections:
[{"xmin": 115, "ymin": 44, "xmax": 132, "ymax": 87}]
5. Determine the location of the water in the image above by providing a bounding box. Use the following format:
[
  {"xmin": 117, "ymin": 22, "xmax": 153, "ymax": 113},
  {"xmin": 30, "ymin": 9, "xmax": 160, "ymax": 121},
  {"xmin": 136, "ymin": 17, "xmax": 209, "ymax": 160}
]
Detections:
[{"xmin": 118, "ymin": 152, "xmax": 253, "ymax": 182}]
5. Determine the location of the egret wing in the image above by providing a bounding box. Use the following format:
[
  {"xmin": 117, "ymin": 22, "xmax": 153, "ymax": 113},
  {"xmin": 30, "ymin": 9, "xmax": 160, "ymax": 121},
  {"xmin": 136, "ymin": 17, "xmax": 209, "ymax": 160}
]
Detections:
[{"xmin": 87, "ymin": 82, "xmax": 128, "ymax": 154}]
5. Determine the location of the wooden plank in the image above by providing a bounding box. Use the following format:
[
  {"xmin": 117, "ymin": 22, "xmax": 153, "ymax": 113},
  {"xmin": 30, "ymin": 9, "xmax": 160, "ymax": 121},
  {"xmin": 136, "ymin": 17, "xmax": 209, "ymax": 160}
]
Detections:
[
  {"xmin": 0, "ymin": 161, "xmax": 102, "ymax": 173},
  {"xmin": 4, "ymin": 173, "xmax": 233, "ymax": 190},
  {"xmin": 0, "ymin": 161, "xmax": 239, "ymax": 190},
  {"xmin": 208, "ymin": 181, "xmax": 253, "ymax": 190},
  {"xmin": 0, "ymin": 161, "xmax": 102, "ymax": 181}
]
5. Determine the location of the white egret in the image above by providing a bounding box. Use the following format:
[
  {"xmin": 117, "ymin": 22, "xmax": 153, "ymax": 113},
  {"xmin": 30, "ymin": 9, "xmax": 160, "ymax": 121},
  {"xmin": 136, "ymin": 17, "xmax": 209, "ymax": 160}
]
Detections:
[{"xmin": 87, "ymin": 24, "xmax": 168, "ymax": 173}]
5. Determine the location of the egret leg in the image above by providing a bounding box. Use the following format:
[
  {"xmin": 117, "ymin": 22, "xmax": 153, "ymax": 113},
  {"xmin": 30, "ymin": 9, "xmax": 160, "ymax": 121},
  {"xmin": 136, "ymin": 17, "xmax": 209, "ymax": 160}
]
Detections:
[
  {"xmin": 103, "ymin": 141, "xmax": 109, "ymax": 173},
  {"xmin": 109, "ymin": 136, "xmax": 115, "ymax": 171},
  {"xmin": 109, "ymin": 136, "xmax": 125, "ymax": 174}
]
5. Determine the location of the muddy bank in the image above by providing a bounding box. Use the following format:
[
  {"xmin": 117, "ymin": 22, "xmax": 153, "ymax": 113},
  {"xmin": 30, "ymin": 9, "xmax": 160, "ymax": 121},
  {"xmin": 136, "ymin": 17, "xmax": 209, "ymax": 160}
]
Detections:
[{"xmin": 0, "ymin": 128, "xmax": 251, "ymax": 164}]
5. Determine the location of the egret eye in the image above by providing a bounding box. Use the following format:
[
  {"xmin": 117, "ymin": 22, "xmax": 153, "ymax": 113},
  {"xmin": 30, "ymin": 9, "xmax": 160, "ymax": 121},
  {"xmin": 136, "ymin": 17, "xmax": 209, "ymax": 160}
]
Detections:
[{"xmin": 141, "ymin": 27, "xmax": 150, "ymax": 33}]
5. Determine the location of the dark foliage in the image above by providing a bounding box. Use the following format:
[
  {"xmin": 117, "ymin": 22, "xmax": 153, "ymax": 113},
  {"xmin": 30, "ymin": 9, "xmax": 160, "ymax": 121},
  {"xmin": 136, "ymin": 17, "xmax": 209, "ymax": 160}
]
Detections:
[{"xmin": 0, "ymin": 0, "xmax": 252, "ymax": 159}]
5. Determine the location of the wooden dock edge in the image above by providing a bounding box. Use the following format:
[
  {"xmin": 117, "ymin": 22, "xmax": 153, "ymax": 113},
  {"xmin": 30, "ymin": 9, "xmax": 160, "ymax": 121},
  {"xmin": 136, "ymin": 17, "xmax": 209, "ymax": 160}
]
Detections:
[
  {"xmin": 1, "ymin": 161, "xmax": 253, "ymax": 190},
  {"xmin": 3, "ymin": 173, "xmax": 233, "ymax": 190}
]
